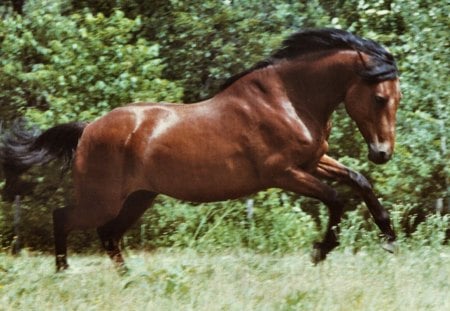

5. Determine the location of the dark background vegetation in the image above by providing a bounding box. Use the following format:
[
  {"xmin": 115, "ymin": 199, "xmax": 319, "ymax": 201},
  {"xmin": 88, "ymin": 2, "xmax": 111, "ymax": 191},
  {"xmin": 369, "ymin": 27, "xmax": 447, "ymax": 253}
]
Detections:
[{"xmin": 0, "ymin": 0, "xmax": 448, "ymax": 253}]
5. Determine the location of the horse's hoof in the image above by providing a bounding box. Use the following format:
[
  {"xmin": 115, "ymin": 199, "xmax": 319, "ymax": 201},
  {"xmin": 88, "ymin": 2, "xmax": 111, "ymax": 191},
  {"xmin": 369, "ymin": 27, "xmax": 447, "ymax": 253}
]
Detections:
[
  {"xmin": 55, "ymin": 255, "xmax": 69, "ymax": 272},
  {"xmin": 381, "ymin": 240, "xmax": 398, "ymax": 254},
  {"xmin": 115, "ymin": 264, "xmax": 129, "ymax": 276},
  {"xmin": 55, "ymin": 264, "xmax": 69, "ymax": 273},
  {"xmin": 311, "ymin": 243, "xmax": 327, "ymax": 265}
]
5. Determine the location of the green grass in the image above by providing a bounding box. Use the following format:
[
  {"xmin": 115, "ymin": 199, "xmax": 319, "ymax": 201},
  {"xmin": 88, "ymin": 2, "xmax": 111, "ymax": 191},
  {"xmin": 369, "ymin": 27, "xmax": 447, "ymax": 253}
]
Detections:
[{"xmin": 1, "ymin": 247, "xmax": 449, "ymax": 311}]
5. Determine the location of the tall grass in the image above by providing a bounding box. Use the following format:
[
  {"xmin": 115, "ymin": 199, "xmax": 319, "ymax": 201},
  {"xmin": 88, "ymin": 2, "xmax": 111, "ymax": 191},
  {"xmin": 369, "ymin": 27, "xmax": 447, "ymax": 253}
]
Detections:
[{"xmin": 1, "ymin": 247, "xmax": 449, "ymax": 310}]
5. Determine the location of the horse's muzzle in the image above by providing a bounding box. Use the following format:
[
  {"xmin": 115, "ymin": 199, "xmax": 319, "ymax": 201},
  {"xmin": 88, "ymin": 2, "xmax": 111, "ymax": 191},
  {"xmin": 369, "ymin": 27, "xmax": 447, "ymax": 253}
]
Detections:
[{"xmin": 368, "ymin": 143, "xmax": 392, "ymax": 164}]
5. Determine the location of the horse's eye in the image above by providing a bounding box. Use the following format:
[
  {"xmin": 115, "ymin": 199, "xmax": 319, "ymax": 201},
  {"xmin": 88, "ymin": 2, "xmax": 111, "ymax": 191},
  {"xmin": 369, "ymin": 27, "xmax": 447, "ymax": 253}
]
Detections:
[{"xmin": 374, "ymin": 95, "xmax": 388, "ymax": 106}]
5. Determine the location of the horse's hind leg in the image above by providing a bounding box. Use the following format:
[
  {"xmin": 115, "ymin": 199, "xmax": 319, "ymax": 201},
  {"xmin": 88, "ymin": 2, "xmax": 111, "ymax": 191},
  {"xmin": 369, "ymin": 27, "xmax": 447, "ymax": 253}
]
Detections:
[
  {"xmin": 97, "ymin": 190, "xmax": 157, "ymax": 272},
  {"xmin": 53, "ymin": 208, "xmax": 70, "ymax": 272},
  {"xmin": 97, "ymin": 223, "xmax": 126, "ymax": 271}
]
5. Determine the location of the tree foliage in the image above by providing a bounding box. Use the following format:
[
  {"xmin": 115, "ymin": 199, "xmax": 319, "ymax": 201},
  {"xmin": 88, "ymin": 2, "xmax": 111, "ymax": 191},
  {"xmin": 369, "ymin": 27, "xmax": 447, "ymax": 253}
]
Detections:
[{"xmin": 0, "ymin": 0, "xmax": 448, "ymax": 251}]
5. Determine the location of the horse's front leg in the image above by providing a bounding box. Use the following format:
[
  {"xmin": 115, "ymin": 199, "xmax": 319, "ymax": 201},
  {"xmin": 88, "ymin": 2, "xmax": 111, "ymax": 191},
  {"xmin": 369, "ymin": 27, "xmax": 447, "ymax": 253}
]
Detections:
[
  {"xmin": 275, "ymin": 168, "xmax": 344, "ymax": 263},
  {"xmin": 314, "ymin": 154, "xmax": 396, "ymax": 252}
]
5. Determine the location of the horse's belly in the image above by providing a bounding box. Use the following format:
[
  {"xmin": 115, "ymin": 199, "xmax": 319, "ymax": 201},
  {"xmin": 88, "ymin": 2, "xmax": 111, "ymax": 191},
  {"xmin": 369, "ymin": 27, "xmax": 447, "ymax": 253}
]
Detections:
[{"xmin": 141, "ymin": 151, "xmax": 262, "ymax": 202}]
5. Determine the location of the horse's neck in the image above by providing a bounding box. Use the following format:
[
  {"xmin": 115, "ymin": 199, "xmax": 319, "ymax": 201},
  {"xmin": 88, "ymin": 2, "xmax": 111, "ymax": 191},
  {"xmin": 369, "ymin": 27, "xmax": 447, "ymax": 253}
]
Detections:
[
  {"xmin": 215, "ymin": 66, "xmax": 289, "ymax": 107},
  {"xmin": 276, "ymin": 51, "xmax": 356, "ymax": 125},
  {"xmin": 215, "ymin": 51, "xmax": 356, "ymax": 127}
]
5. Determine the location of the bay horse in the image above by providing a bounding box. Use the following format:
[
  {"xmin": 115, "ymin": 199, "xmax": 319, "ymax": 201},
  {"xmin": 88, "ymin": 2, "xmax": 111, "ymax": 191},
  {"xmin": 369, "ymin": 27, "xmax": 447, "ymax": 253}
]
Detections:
[{"xmin": 1, "ymin": 28, "xmax": 401, "ymax": 272}]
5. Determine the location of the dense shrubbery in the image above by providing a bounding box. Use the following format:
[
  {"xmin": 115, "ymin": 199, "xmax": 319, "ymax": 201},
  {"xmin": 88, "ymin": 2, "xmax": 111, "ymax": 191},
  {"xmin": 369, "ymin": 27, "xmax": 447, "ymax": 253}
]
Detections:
[
  {"xmin": 0, "ymin": 5, "xmax": 182, "ymax": 126},
  {"xmin": 0, "ymin": 0, "xmax": 448, "ymax": 253}
]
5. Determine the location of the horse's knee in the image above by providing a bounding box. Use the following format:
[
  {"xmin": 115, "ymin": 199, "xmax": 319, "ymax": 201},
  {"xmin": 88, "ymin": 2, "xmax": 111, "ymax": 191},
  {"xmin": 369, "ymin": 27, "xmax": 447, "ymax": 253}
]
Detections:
[{"xmin": 348, "ymin": 170, "xmax": 372, "ymax": 190}]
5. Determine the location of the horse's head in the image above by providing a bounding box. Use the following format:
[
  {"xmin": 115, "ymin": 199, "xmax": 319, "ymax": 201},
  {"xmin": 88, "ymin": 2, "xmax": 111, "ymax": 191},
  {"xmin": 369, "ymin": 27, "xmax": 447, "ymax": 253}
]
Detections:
[{"xmin": 345, "ymin": 77, "xmax": 401, "ymax": 164}]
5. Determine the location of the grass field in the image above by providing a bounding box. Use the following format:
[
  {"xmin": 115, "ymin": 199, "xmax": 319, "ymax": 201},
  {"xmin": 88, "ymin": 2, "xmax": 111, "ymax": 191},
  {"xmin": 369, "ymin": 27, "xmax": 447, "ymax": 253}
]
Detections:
[{"xmin": 1, "ymin": 246, "xmax": 449, "ymax": 311}]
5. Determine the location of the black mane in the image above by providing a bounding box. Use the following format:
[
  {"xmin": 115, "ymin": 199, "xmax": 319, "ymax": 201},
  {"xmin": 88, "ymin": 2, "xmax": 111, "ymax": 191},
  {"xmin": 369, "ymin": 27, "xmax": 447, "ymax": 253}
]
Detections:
[{"xmin": 220, "ymin": 28, "xmax": 398, "ymax": 90}]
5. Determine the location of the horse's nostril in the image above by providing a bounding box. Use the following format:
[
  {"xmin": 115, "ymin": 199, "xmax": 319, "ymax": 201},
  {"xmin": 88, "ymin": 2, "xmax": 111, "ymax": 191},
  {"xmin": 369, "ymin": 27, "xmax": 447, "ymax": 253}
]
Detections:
[
  {"xmin": 368, "ymin": 144, "xmax": 392, "ymax": 164},
  {"xmin": 378, "ymin": 150, "xmax": 392, "ymax": 163}
]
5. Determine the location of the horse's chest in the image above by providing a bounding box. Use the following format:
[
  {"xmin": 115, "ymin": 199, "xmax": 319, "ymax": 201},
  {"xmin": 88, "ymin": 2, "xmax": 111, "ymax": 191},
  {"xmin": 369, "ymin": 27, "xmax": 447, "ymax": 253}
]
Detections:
[
  {"xmin": 301, "ymin": 139, "xmax": 329, "ymax": 171},
  {"xmin": 286, "ymin": 136, "xmax": 328, "ymax": 170}
]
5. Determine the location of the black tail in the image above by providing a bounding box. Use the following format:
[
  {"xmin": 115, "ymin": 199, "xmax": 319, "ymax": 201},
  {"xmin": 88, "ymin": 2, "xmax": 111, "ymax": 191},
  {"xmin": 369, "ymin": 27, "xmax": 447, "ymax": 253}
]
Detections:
[{"xmin": 0, "ymin": 119, "xmax": 87, "ymax": 200}]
